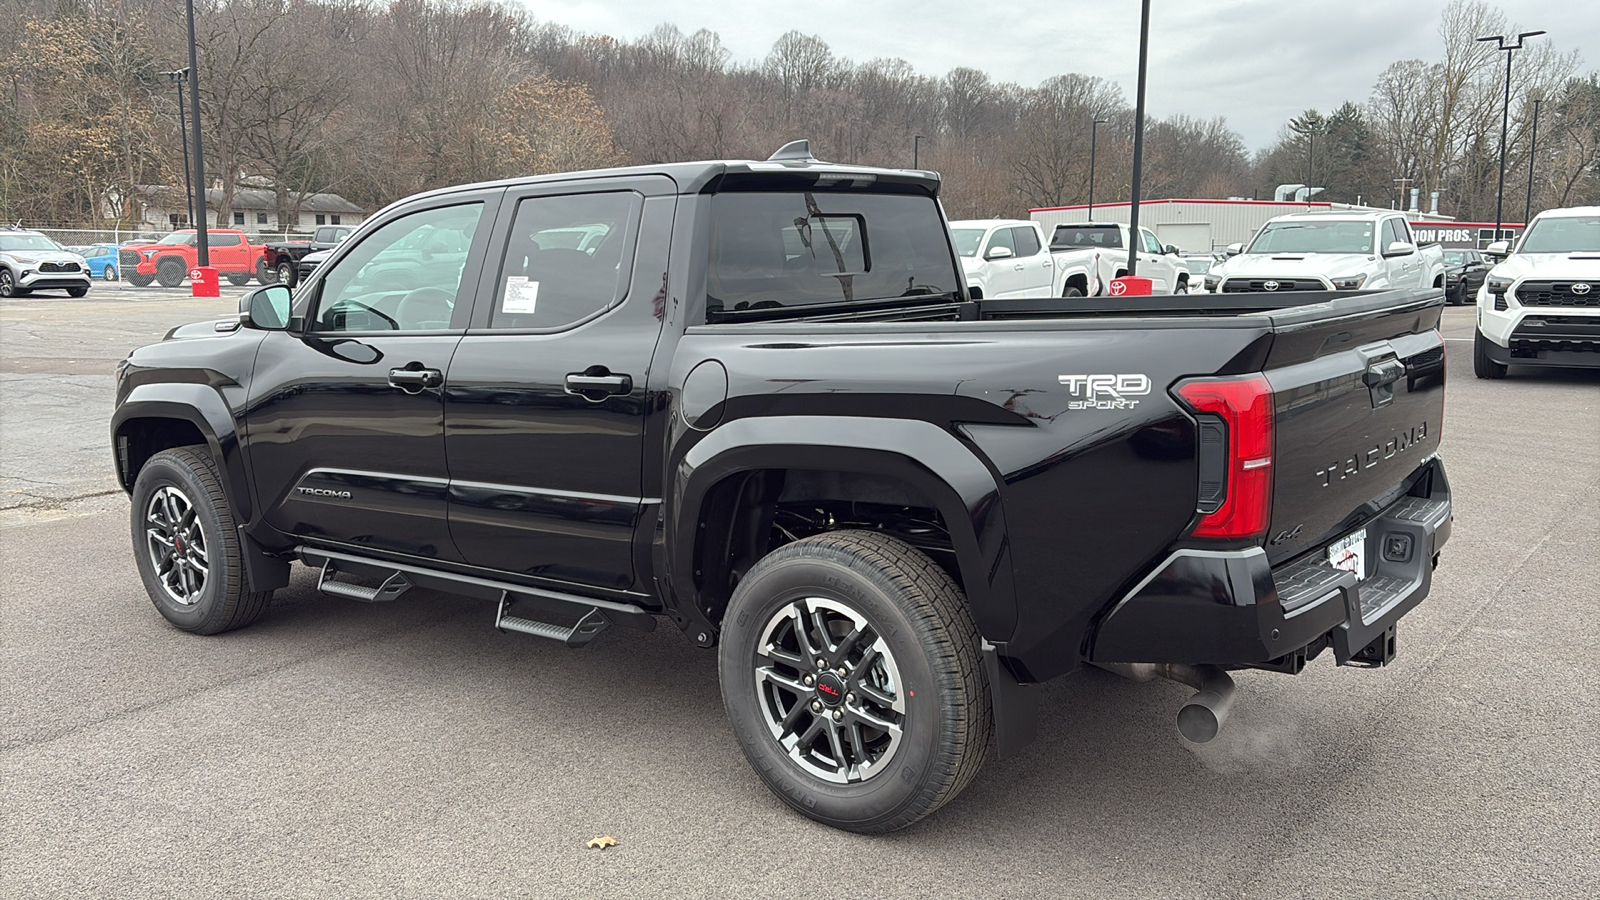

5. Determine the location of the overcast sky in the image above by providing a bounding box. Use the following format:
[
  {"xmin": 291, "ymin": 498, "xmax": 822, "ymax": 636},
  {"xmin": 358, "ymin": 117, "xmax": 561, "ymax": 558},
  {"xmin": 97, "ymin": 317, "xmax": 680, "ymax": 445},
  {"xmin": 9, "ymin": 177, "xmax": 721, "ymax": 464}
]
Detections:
[{"xmin": 520, "ymin": 0, "xmax": 1595, "ymax": 152}]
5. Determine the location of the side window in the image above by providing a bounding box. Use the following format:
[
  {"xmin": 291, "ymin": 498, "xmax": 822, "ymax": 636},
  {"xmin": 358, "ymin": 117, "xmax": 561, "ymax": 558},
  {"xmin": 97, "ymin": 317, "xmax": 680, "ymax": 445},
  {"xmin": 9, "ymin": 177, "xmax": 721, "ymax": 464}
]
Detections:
[
  {"xmin": 490, "ymin": 191, "xmax": 641, "ymax": 330},
  {"xmin": 211, "ymin": 232, "xmax": 242, "ymax": 247},
  {"xmin": 1395, "ymin": 220, "xmax": 1413, "ymax": 243},
  {"xmin": 1012, "ymin": 226, "xmax": 1041, "ymax": 257},
  {"xmin": 313, "ymin": 202, "xmax": 482, "ymax": 333},
  {"xmin": 1141, "ymin": 229, "xmax": 1163, "ymax": 254},
  {"xmin": 986, "ymin": 227, "xmax": 1016, "ymax": 258},
  {"xmin": 1381, "ymin": 218, "xmax": 1403, "ymax": 248}
]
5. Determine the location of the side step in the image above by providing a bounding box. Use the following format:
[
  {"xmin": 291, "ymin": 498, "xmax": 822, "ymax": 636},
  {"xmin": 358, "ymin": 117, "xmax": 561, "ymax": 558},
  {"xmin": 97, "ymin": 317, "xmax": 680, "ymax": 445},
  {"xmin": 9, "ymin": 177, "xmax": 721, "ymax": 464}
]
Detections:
[
  {"xmin": 495, "ymin": 594, "xmax": 610, "ymax": 648},
  {"xmin": 317, "ymin": 560, "xmax": 413, "ymax": 603}
]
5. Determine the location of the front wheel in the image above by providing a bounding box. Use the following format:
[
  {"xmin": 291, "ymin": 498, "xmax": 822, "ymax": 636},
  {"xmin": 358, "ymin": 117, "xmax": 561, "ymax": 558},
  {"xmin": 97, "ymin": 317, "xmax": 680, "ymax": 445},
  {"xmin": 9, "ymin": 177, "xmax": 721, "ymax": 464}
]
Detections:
[
  {"xmin": 1175, "ymin": 278, "xmax": 1189, "ymax": 294},
  {"xmin": 155, "ymin": 258, "xmax": 185, "ymax": 288},
  {"xmin": 1062, "ymin": 283, "xmax": 1085, "ymax": 298},
  {"xmin": 0, "ymin": 268, "xmax": 18, "ymax": 297},
  {"xmin": 67, "ymin": 285, "xmax": 88, "ymax": 298},
  {"xmin": 1473, "ymin": 328, "xmax": 1508, "ymax": 379},
  {"xmin": 276, "ymin": 260, "xmax": 297, "ymax": 287},
  {"xmin": 719, "ymin": 530, "xmax": 991, "ymax": 833},
  {"xmin": 128, "ymin": 273, "xmax": 155, "ymax": 287},
  {"xmin": 226, "ymin": 273, "xmax": 253, "ymax": 287},
  {"xmin": 131, "ymin": 446, "xmax": 273, "ymax": 634}
]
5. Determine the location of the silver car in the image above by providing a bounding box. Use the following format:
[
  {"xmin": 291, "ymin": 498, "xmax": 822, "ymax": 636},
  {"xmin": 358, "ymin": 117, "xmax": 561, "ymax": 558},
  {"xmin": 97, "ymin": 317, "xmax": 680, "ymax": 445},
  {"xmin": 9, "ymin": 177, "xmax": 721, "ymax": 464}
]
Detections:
[{"xmin": 0, "ymin": 228, "xmax": 92, "ymax": 298}]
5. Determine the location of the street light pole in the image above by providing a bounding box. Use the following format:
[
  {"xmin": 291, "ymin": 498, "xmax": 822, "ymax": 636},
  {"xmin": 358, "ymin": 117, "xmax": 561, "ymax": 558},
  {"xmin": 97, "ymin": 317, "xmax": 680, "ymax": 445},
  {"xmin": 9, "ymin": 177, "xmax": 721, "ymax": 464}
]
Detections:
[
  {"xmin": 1478, "ymin": 29, "xmax": 1545, "ymax": 244},
  {"xmin": 185, "ymin": 0, "xmax": 208, "ymax": 266},
  {"xmin": 1288, "ymin": 120, "xmax": 1323, "ymax": 200},
  {"xmin": 1088, "ymin": 117, "xmax": 1107, "ymax": 218},
  {"xmin": 913, "ymin": 135, "xmax": 923, "ymax": 169},
  {"xmin": 1126, "ymin": 0, "xmax": 1151, "ymax": 278},
  {"xmin": 1524, "ymin": 96, "xmax": 1542, "ymax": 226},
  {"xmin": 160, "ymin": 69, "xmax": 193, "ymax": 228}
]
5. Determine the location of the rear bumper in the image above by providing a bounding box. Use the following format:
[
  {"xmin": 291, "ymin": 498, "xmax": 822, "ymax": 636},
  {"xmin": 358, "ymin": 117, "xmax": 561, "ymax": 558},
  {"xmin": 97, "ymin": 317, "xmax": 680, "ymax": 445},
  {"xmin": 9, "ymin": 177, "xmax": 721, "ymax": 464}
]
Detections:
[{"xmin": 1091, "ymin": 456, "xmax": 1452, "ymax": 668}]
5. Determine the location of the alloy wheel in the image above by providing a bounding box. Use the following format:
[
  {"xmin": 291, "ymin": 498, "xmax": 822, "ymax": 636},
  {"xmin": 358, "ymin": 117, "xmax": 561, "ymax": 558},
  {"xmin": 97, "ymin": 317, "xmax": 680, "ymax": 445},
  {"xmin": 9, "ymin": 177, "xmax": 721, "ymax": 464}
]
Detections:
[
  {"xmin": 144, "ymin": 485, "xmax": 209, "ymax": 606},
  {"xmin": 754, "ymin": 596, "xmax": 906, "ymax": 783}
]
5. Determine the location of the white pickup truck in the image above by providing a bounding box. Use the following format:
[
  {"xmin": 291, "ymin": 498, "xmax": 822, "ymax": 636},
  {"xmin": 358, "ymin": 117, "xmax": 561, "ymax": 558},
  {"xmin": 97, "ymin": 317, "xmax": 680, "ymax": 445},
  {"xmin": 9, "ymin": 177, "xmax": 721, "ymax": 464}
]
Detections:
[
  {"xmin": 1473, "ymin": 205, "xmax": 1600, "ymax": 378},
  {"xmin": 948, "ymin": 219, "xmax": 1059, "ymax": 299},
  {"xmin": 1208, "ymin": 210, "xmax": 1445, "ymax": 297},
  {"xmin": 1045, "ymin": 222, "xmax": 1189, "ymax": 295}
]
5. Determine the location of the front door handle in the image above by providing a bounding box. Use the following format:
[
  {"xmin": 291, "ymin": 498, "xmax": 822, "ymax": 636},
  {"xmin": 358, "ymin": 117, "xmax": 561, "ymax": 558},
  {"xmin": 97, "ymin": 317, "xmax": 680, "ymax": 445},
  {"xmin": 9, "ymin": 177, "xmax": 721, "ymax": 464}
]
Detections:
[
  {"xmin": 564, "ymin": 370, "xmax": 632, "ymax": 400},
  {"xmin": 388, "ymin": 366, "xmax": 443, "ymax": 393}
]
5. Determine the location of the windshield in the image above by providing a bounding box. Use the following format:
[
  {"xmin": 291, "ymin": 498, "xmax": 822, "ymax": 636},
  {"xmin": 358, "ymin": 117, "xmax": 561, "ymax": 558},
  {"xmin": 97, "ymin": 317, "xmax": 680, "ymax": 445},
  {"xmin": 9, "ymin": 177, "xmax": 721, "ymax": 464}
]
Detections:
[
  {"xmin": 1050, "ymin": 225, "xmax": 1122, "ymax": 250},
  {"xmin": 1184, "ymin": 258, "xmax": 1211, "ymax": 275},
  {"xmin": 1518, "ymin": 215, "xmax": 1600, "ymax": 253},
  {"xmin": 157, "ymin": 233, "xmax": 197, "ymax": 246},
  {"xmin": 1248, "ymin": 221, "xmax": 1374, "ymax": 254},
  {"xmin": 0, "ymin": 233, "xmax": 62, "ymax": 253},
  {"xmin": 706, "ymin": 190, "xmax": 961, "ymax": 317},
  {"xmin": 950, "ymin": 228, "xmax": 986, "ymax": 257}
]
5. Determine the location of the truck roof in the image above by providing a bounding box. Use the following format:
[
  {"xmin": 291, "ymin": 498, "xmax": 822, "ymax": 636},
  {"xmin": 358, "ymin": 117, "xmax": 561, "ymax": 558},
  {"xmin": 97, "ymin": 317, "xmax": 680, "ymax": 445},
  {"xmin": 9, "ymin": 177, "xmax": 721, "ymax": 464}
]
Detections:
[{"xmin": 1531, "ymin": 205, "xmax": 1600, "ymax": 219}]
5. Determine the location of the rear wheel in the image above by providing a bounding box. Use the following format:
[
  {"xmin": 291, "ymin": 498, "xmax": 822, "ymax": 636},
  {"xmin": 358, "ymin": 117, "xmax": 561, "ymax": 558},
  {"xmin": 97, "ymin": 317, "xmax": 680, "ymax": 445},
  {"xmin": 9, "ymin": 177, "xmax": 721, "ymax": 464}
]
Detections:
[
  {"xmin": 1473, "ymin": 328, "xmax": 1508, "ymax": 379},
  {"xmin": 131, "ymin": 446, "xmax": 272, "ymax": 634},
  {"xmin": 155, "ymin": 257, "xmax": 185, "ymax": 288},
  {"xmin": 67, "ymin": 285, "xmax": 88, "ymax": 298},
  {"xmin": 256, "ymin": 260, "xmax": 277, "ymax": 285},
  {"xmin": 128, "ymin": 273, "xmax": 155, "ymax": 287},
  {"xmin": 719, "ymin": 530, "xmax": 991, "ymax": 833},
  {"xmin": 102, "ymin": 265, "xmax": 118, "ymax": 282}
]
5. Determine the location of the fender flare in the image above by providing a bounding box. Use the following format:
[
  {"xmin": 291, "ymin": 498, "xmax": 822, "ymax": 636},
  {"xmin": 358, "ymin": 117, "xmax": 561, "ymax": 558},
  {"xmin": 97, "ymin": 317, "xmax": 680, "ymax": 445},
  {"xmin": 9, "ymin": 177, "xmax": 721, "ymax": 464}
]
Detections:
[
  {"xmin": 111, "ymin": 381, "xmax": 252, "ymax": 521},
  {"xmin": 666, "ymin": 415, "xmax": 1015, "ymax": 643}
]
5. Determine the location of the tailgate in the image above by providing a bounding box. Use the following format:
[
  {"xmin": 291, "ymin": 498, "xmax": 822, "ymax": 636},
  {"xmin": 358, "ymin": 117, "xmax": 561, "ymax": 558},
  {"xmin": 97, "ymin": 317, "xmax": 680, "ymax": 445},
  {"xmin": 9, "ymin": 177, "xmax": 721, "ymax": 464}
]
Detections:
[{"xmin": 1260, "ymin": 291, "xmax": 1445, "ymax": 565}]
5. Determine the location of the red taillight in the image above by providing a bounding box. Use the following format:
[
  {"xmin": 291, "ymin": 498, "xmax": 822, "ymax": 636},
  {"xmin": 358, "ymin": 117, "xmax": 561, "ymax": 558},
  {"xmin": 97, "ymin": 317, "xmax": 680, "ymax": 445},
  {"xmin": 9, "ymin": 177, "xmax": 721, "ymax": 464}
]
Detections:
[{"xmin": 1176, "ymin": 375, "xmax": 1274, "ymax": 540}]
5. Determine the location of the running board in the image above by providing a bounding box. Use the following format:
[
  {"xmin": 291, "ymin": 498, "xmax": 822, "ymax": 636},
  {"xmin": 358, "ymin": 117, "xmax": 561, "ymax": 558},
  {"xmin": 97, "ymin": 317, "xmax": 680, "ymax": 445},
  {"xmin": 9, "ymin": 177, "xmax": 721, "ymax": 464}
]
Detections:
[
  {"xmin": 295, "ymin": 546, "xmax": 657, "ymax": 639},
  {"xmin": 317, "ymin": 560, "xmax": 413, "ymax": 602},
  {"xmin": 495, "ymin": 594, "xmax": 610, "ymax": 647}
]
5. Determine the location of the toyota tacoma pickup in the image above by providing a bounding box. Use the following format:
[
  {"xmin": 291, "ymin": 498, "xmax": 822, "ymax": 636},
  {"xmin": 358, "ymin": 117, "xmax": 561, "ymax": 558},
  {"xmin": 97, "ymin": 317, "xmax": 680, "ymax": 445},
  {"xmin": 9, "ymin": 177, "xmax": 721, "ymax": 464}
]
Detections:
[
  {"xmin": 118, "ymin": 229, "xmax": 271, "ymax": 288},
  {"xmin": 1209, "ymin": 210, "xmax": 1445, "ymax": 296},
  {"xmin": 112, "ymin": 142, "xmax": 1453, "ymax": 833},
  {"xmin": 1047, "ymin": 222, "xmax": 1189, "ymax": 295},
  {"xmin": 1473, "ymin": 205, "xmax": 1600, "ymax": 378}
]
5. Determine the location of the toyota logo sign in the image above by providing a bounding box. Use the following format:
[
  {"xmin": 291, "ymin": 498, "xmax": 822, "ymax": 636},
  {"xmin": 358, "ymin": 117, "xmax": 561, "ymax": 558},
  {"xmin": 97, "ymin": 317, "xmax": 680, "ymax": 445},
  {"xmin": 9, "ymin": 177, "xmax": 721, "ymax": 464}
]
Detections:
[
  {"xmin": 1574, "ymin": 283, "xmax": 1593, "ymax": 295},
  {"xmin": 1263, "ymin": 280, "xmax": 1280, "ymax": 291}
]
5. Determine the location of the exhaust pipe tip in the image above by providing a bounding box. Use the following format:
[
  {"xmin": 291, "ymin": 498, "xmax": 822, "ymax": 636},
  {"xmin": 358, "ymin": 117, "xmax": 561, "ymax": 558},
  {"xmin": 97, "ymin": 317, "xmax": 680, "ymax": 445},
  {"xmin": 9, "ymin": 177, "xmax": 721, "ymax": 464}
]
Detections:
[{"xmin": 1177, "ymin": 673, "xmax": 1237, "ymax": 743}]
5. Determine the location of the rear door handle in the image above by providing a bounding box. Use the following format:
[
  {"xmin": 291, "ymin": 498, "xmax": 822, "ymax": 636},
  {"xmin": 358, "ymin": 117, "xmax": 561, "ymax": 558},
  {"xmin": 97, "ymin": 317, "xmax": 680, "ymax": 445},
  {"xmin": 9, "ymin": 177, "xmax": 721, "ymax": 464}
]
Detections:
[{"xmin": 388, "ymin": 367, "xmax": 443, "ymax": 393}]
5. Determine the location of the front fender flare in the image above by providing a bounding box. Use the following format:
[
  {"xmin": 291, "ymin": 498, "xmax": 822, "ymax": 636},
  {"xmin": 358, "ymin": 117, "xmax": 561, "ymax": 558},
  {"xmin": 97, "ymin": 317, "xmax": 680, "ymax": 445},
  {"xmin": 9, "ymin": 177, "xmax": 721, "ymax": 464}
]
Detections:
[
  {"xmin": 667, "ymin": 415, "xmax": 1015, "ymax": 643},
  {"xmin": 111, "ymin": 382, "xmax": 251, "ymax": 521}
]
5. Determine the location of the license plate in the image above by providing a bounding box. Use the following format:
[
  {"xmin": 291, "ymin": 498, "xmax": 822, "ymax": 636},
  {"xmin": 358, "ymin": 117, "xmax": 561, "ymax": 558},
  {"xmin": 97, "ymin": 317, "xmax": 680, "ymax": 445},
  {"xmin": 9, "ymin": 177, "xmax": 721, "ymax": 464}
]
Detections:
[{"xmin": 1329, "ymin": 528, "xmax": 1367, "ymax": 581}]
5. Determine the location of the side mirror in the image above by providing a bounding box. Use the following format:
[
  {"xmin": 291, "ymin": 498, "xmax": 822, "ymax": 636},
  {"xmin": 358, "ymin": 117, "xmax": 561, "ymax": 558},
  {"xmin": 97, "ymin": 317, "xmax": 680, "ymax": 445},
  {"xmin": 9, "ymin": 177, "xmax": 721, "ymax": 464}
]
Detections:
[
  {"xmin": 240, "ymin": 284, "xmax": 293, "ymax": 330},
  {"xmin": 1383, "ymin": 241, "xmax": 1417, "ymax": 258},
  {"xmin": 985, "ymin": 245, "xmax": 1014, "ymax": 260},
  {"xmin": 1225, "ymin": 242, "xmax": 1244, "ymax": 257},
  {"xmin": 1484, "ymin": 240, "xmax": 1511, "ymax": 260},
  {"xmin": 1164, "ymin": 244, "xmax": 1180, "ymax": 256}
]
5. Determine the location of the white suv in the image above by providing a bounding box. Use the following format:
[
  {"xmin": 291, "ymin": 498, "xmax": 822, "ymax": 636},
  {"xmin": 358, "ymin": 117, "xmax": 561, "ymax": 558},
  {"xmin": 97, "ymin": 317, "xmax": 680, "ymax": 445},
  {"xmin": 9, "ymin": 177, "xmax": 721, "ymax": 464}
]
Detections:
[
  {"xmin": 1474, "ymin": 206, "xmax": 1600, "ymax": 379},
  {"xmin": 0, "ymin": 228, "xmax": 92, "ymax": 298}
]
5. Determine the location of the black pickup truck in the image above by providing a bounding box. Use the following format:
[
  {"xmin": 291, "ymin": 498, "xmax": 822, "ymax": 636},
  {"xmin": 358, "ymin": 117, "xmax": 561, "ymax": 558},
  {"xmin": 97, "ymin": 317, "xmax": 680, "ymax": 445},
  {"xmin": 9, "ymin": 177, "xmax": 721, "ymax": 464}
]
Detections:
[
  {"xmin": 260, "ymin": 224, "xmax": 355, "ymax": 287},
  {"xmin": 112, "ymin": 143, "xmax": 1452, "ymax": 833}
]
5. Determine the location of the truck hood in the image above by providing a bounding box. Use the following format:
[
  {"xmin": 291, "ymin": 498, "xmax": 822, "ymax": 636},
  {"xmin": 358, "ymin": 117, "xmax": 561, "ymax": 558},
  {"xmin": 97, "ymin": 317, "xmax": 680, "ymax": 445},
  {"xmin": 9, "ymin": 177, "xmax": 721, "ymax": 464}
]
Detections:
[
  {"xmin": 1488, "ymin": 252, "xmax": 1600, "ymax": 281},
  {"xmin": 1219, "ymin": 253, "xmax": 1375, "ymax": 281}
]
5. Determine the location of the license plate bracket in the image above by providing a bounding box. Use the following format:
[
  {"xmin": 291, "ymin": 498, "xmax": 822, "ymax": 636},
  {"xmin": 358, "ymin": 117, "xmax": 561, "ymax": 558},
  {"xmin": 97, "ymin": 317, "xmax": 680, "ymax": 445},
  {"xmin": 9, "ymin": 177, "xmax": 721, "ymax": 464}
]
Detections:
[{"xmin": 1329, "ymin": 528, "xmax": 1367, "ymax": 581}]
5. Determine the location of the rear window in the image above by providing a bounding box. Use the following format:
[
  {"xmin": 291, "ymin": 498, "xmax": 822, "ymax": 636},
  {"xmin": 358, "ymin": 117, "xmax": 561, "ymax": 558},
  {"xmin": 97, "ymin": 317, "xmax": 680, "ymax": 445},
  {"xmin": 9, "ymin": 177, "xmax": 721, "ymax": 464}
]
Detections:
[
  {"xmin": 706, "ymin": 191, "xmax": 960, "ymax": 317},
  {"xmin": 1051, "ymin": 225, "xmax": 1123, "ymax": 250}
]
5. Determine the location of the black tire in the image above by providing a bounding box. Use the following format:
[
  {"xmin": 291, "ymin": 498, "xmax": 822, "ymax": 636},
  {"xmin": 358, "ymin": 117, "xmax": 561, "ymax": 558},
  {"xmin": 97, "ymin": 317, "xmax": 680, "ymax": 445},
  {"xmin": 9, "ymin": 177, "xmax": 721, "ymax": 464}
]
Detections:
[
  {"xmin": 1473, "ymin": 328, "xmax": 1508, "ymax": 379},
  {"xmin": 257, "ymin": 259, "xmax": 277, "ymax": 285},
  {"xmin": 67, "ymin": 285, "xmax": 88, "ymax": 298},
  {"xmin": 719, "ymin": 530, "xmax": 991, "ymax": 833},
  {"xmin": 103, "ymin": 265, "xmax": 118, "ymax": 282},
  {"xmin": 0, "ymin": 267, "xmax": 18, "ymax": 298},
  {"xmin": 130, "ymin": 446, "xmax": 273, "ymax": 634},
  {"xmin": 128, "ymin": 273, "xmax": 155, "ymax": 287},
  {"xmin": 1062, "ymin": 283, "xmax": 1085, "ymax": 298},
  {"xmin": 226, "ymin": 273, "xmax": 252, "ymax": 286},
  {"xmin": 1175, "ymin": 277, "xmax": 1189, "ymax": 294},
  {"xmin": 155, "ymin": 257, "xmax": 186, "ymax": 288},
  {"xmin": 276, "ymin": 260, "xmax": 297, "ymax": 288}
]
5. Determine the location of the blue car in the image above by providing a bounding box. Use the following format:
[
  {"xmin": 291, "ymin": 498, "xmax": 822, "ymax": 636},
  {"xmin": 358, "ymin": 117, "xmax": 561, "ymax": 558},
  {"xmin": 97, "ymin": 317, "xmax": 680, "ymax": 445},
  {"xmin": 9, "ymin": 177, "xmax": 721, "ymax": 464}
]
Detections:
[{"xmin": 73, "ymin": 244, "xmax": 120, "ymax": 280}]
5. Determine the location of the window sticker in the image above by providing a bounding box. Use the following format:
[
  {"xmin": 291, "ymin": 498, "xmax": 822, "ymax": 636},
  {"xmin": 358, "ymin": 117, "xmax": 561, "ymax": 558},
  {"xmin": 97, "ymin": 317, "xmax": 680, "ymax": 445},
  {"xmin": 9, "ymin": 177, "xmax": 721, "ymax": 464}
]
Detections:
[{"xmin": 503, "ymin": 276, "xmax": 540, "ymax": 314}]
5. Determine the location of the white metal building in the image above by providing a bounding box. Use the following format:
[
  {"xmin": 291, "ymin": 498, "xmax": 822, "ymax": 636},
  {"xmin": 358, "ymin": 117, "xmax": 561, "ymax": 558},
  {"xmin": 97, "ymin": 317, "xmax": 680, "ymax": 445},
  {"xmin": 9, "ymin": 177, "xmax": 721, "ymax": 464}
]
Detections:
[{"xmin": 1030, "ymin": 199, "xmax": 1521, "ymax": 254}]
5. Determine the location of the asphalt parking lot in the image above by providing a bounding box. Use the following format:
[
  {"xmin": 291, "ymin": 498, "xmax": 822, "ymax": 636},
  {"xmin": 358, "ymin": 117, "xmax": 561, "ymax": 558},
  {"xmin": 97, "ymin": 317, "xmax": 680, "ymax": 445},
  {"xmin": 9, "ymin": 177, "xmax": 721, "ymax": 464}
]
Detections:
[{"xmin": 2, "ymin": 291, "xmax": 1597, "ymax": 898}]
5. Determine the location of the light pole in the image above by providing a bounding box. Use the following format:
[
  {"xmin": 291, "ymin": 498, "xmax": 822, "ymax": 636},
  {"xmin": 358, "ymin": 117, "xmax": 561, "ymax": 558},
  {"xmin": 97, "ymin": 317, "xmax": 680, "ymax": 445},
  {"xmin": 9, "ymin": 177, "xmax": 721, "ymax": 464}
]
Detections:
[
  {"xmin": 185, "ymin": 0, "xmax": 208, "ymax": 266},
  {"xmin": 1524, "ymin": 96, "xmax": 1542, "ymax": 226},
  {"xmin": 1126, "ymin": 0, "xmax": 1151, "ymax": 278},
  {"xmin": 1478, "ymin": 29, "xmax": 1542, "ymax": 243},
  {"xmin": 913, "ymin": 135, "xmax": 923, "ymax": 169},
  {"xmin": 159, "ymin": 69, "xmax": 194, "ymax": 228},
  {"xmin": 1393, "ymin": 176, "xmax": 1412, "ymax": 210},
  {"xmin": 1288, "ymin": 120, "xmax": 1323, "ymax": 197},
  {"xmin": 1088, "ymin": 117, "xmax": 1107, "ymax": 218}
]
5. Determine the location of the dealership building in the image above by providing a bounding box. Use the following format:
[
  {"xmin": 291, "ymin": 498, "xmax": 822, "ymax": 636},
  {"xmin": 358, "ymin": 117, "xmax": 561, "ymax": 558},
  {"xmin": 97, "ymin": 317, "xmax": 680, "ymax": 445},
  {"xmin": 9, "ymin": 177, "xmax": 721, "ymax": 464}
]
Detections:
[{"xmin": 1030, "ymin": 199, "xmax": 1524, "ymax": 254}]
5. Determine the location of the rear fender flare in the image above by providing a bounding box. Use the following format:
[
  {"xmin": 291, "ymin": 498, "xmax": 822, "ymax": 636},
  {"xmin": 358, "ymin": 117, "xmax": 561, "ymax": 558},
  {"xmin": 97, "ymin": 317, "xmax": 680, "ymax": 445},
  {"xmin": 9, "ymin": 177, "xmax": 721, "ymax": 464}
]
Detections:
[{"xmin": 667, "ymin": 415, "xmax": 1014, "ymax": 642}]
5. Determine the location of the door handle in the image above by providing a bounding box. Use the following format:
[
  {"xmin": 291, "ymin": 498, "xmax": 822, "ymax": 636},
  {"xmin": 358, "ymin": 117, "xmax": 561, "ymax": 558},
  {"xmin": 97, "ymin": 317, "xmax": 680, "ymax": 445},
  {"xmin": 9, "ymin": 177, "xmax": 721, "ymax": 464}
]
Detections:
[
  {"xmin": 564, "ymin": 370, "xmax": 632, "ymax": 400},
  {"xmin": 1013, "ymin": 264, "xmax": 1026, "ymax": 271},
  {"xmin": 388, "ymin": 366, "xmax": 442, "ymax": 393}
]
